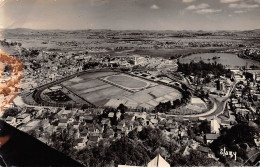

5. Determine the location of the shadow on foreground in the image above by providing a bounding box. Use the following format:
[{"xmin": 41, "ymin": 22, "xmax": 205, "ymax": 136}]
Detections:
[{"xmin": 0, "ymin": 120, "xmax": 83, "ymax": 166}]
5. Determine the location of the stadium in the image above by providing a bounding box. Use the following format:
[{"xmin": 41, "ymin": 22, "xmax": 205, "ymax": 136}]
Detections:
[{"xmin": 33, "ymin": 70, "xmax": 182, "ymax": 109}]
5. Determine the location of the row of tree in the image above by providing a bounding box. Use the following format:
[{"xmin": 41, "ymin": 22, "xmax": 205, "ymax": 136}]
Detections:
[
  {"xmin": 177, "ymin": 60, "xmax": 232, "ymax": 79},
  {"xmin": 154, "ymin": 86, "xmax": 192, "ymax": 113}
]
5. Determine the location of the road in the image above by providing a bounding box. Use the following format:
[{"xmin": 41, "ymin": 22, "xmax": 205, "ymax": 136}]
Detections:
[
  {"xmin": 167, "ymin": 82, "xmax": 236, "ymax": 120},
  {"xmin": 166, "ymin": 96, "xmax": 228, "ymax": 120}
]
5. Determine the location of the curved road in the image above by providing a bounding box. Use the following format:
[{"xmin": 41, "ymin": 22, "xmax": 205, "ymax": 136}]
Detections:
[
  {"xmin": 168, "ymin": 82, "xmax": 236, "ymax": 120},
  {"xmin": 167, "ymin": 96, "xmax": 228, "ymax": 120}
]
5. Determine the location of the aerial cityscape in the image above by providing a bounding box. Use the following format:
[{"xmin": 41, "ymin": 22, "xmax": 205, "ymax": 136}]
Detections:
[{"xmin": 0, "ymin": 0, "xmax": 260, "ymax": 166}]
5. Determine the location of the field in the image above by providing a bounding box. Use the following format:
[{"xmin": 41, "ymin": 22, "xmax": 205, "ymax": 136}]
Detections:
[
  {"xmin": 2, "ymin": 29, "xmax": 258, "ymax": 58},
  {"xmin": 102, "ymin": 74, "xmax": 152, "ymax": 92},
  {"xmin": 58, "ymin": 71, "xmax": 182, "ymax": 109},
  {"xmin": 127, "ymin": 48, "xmax": 230, "ymax": 59},
  {"xmin": 45, "ymin": 90, "xmax": 71, "ymax": 102}
]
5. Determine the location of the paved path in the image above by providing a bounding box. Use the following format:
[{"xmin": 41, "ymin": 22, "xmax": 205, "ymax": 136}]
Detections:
[
  {"xmin": 167, "ymin": 97, "xmax": 217, "ymax": 118},
  {"xmin": 167, "ymin": 82, "xmax": 236, "ymax": 120}
]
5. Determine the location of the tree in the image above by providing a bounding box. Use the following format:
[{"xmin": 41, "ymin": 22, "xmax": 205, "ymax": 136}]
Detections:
[
  {"xmin": 204, "ymin": 75, "xmax": 211, "ymax": 84},
  {"xmin": 185, "ymin": 150, "xmax": 217, "ymax": 166},
  {"xmin": 178, "ymin": 61, "xmax": 231, "ymax": 79},
  {"xmin": 244, "ymin": 72, "xmax": 254, "ymax": 82},
  {"xmin": 198, "ymin": 120, "xmax": 210, "ymax": 134},
  {"xmin": 50, "ymin": 129, "xmax": 76, "ymax": 156},
  {"xmin": 3, "ymin": 108, "xmax": 20, "ymax": 118},
  {"xmin": 81, "ymin": 104, "xmax": 89, "ymax": 110},
  {"xmin": 210, "ymin": 124, "xmax": 259, "ymax": 164},
  {"xmin": 155, "ymin": 101, "xmax": 172, "ymax": 113},
  {"xmin": 172, "ymin": 99, "xmax": 181, "ymax": 109},
  {"xmin": 117, "ymin": 104, "xmax": 127, "ymax": 113},
  {"xmin": 128, "ymin": 129, "xmax": 138, "ymax": 140},
  {"xmin": 65, "ymin": 104, "xmax": 73, "ymax": 110}
]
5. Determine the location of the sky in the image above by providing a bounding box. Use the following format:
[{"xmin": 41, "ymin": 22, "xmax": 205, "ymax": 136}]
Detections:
[{"xmin": 0, "ymin": 0, "xmax": 260, "ymax": 31}]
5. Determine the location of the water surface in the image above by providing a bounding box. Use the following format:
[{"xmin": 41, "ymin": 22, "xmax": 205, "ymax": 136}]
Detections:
[{"xmin": 179, "ymin": 53, "xmax": 260, "ymax": 69}]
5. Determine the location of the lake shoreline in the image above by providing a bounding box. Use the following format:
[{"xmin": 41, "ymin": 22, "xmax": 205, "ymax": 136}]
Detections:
[{"xmin": 178, "ymin": 52, "xmax": 260, "ymax": 69}]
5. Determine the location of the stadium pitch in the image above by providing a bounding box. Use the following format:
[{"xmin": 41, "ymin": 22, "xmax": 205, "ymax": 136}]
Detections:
[{"xmin": 42, "ymin": 71, "xmax": 182, "ymax": 109}]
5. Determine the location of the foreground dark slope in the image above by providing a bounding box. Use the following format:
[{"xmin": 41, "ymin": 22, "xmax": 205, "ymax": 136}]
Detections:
[{"xmin": 0, "ymin": 120, "xmax": 83, "ymax": 166}]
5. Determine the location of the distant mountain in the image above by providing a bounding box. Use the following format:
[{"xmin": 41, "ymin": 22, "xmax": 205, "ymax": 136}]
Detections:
[
  {"xmin": 233, "ymin": 29, "xmax": 260, "ymax": 36},
  {"xmin": 242, "ymin": 29, "xmax": 260, "ymax": 33},
  {"xmin": 2, "ymin": 27, "xmax": 260, "ymax": 34},
  {"xmin": 0, "ymin": 120, "xmax": 83, "ymax": 166}
]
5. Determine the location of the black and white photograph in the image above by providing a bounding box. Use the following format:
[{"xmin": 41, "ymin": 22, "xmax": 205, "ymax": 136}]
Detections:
[{"xmin": 0, "ymin": 0, "xmax": 260, "ymax": 166}]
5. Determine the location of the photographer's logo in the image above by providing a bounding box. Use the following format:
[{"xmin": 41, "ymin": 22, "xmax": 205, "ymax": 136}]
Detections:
[{"xmin": 220, "ymin": 147, "xmax": 237, "ymax": 161}]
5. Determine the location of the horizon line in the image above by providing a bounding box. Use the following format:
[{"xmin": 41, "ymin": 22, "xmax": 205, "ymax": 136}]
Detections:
[{"xmin": 1, "ymin": 27, "xmax": 260, "ymax": 32}]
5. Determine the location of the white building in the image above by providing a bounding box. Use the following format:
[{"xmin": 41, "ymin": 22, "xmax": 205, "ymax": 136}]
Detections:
[
  {"xmin": 118, "ymin": 154, "xmax": 170, "ymax": 167},
  {"xmin": 147, "ymin": 155, "xmax": 170, "ymax": 167},
  {"xmin": 210, "ymin": 119, "xmax": 220, "ymax": 134}
]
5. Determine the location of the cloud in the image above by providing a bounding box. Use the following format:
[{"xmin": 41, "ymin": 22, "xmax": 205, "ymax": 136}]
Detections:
[
  {"xmin": 220, "ymin": 0, "xmax": 241, "ymax": 3},
  {"xmin": 150, "ymin": 4, "xmax": 160, "ymax": 10},
  {"xmin": 186, "ymin": 3, "xmax": 209, "ymax": 10},
  {"xmin": 185, "ymin": 3, "xmax": 221, "ymax": 14},
  {"xmin": 182, "ymin": 0, "xmax": 196, "ymax": 3},
  {"xmin": 234, "ymin": 10, "xmax": 246, "ymax": 13},
  {"xmin": 195, "ymin": 9, "xmax": 222, "ymax": 14},
  {"xmin": 229, "ymin": 2, "xmax": 259, "ymax": 8},
  {"xmin": 254, "ymin": 0, "xmax": 260, "ymax": 3}
]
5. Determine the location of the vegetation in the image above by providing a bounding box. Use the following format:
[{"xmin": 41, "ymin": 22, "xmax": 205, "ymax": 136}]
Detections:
[
  {"xmin": 194, "ymin": 87, "xmax": 210, "ymax": 99},
  {"xmin": 155, "ymin": 101, "xmax": 172, "ymax": 113},
  {"xmin": 51, "ymin": 128, "xmax": 77, "ymax": 158},
  {"xmin": 244, "ymin": 72, "xmax": 254, "ymax": 82},
  {"xmin": 83, "ymin": 62, "xmax": 101, "ymax": 69},
  {"xmin": 66, "ymin": 127, "xmax": 217, "ymax": 166},
  {"xmin": 210, "ymin": 124, "xmax": 260, "ymax": 165},
  {"xmin": 2, "ymin": 108, "xmax": 21, "ymax": 118},
  {"xmin": 177, "ymin": 60, "xmax": 232, "ymax": 79},
  {"xmin": 46, "ymin": 90, "xmax": 72, "ymax": 102},
  {"xmin": 154, "ymin": 84, "xmax": 191, "ymax": 113}
]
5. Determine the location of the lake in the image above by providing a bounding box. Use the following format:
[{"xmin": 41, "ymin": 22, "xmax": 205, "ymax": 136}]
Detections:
[{"xmin": 179, "ymin": 53, "xmax": 260, "ymax": 69}]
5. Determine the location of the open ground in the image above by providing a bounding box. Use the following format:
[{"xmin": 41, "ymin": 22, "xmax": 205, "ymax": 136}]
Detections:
[{"xmin": 45, "ymin": 71, "xmax": 183, "ymax": 109}]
